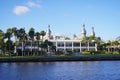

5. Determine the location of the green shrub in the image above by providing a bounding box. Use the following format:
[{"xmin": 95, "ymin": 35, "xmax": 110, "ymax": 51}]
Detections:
[
  {"xmin": 105, "ymin": 51, "xmax": 113, "ymax": 54},
  {"xmin": 82, "ymin": 51, "xmax": 91, "ymax": 54},
  {"xmin": 112, "ymin": 51, "xmax": 119, "ymax": 54}
]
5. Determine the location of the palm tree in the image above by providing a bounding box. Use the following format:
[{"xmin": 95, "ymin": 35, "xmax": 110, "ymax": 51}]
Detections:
[
  {"xmin": 5, "ymin": 28, "xmax": 13, "ymax": 41},
  {"xmin": 0, "ymin": 29, "xmax": 4, "ymax": 55},
  {"xmin": 111, "ymin": 40, "xmax": 119, "ymax": 51},
  {"xmin": 40, "ymin": 30, "xmax": 46, "ymax": 41},
  {"xmin": 12, "ymin": 27, "xmax": 17, "ymax": 42},
  {"xmin": 39, "ymin": 40, "xmax": 54, "ymax": 55},
  {"xmin": 12, "ymin": 27, "xmax": 18, "ymax": 55},
  {"xmin": 4, "ymin": 28, "xmax": 13, "ymax": 56},
  {"xmin": 17, "ymin": 28, "xmax": 26, "ymax": 56},
  {"xmin": 35, "ymin": 32, "xmax": 40, "ymax": 55},
  {"xmin": 82, "ymin": 36, "xmax": 102, "ymax": 51},
  {"xmin": 0, "ymin": 30, "xmax": 4, "ymax": 39},
  {"xmin": 82, "ymin": 37, "xmax": 89, "ymax": 51},
  {"xmin": 28, "ymin": 28, "xmax": 35, "ymax": 55}
]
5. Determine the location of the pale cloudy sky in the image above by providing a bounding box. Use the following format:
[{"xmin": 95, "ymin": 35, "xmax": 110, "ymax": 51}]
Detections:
[{"xmin": 0, "ymin": 0, "xmax": 120, "ymax": 41}]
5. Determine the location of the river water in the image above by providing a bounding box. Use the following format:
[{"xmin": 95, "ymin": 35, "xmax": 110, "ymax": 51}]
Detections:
[{"xmin": 0, "ymin": 61, "xmax": 120, "ymax": 80}]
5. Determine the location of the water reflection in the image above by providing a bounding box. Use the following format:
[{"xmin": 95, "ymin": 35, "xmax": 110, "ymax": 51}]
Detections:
[{"xmin": 0, "ymin": 61, "xmax": 120, "ymax": 80}]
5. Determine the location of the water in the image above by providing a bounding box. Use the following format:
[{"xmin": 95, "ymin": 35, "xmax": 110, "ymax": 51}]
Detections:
[{"xmin": 0, "ymin": 61, "xmax": 120, "ymax": 80}]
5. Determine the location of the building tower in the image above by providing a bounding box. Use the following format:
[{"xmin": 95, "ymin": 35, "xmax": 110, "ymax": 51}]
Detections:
[
  {"xmin": 81, "ymin": 24, "xmax": 86, "ymax": 39},
  {"xmin": 90, "ymin": 26, "xmax": 95, "ymax": 37},
  {"xmin": 46, "ymin": 25, "xmax": 51, "ymax": 40}
]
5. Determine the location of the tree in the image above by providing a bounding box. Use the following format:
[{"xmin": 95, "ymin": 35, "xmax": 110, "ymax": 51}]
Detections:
[
  {"xmin": 65, "ymin": 37, "xmax": 71, "ymax": 40},
  {"xmin": 82, "ymin": 36, "xmax": 102, "ymax": 51},
  {"xmin": 6, "ymin": 40, "xmax": 14, "ymax": 55},
  {"xmin": 35, "ymin": 32, "xmax": 41, "ymax": 55},
  {"xmin": 12, "ymin": 27, "xmax": 17, "ymax": 42},
  {"xmin": 12, "ymin": 27, "xmax": 18, "ymax": 55},
  {"xmin": 40, "ymin": 30, "xmax": 46, "ymax": 41},
  {"xmin": 4, "ymin": 28, "xmax": 13, "ymax": 56},
  {"xmin": 89, "ymin": 36, "xmax": 95, "ymax": 41},
  {"xmin": 39, "ymin": 40, "xmax": 55, "ymax": 55},
  {"xmin": 0, "ymin": 30, "xmax": 4, "ymax": 55},
  {"xmin": 5, "ymin": 28, "xmax": 13, "ymax": 41},
  {"xmin": 28, "ymin": 28, "xmax": 35, "ymax": 41},
  {"xmin": 35, "ymin": 32, "xmax": 40, "ymax": 41},
  {"xmin": 82, "ymin": 37, "xmax": 89, "ymax": 50},
  {"xmin": 18, "ymin": 28, "xmax": 26, "ymax": 41},
  {"xmin": 112, "ymin": 40, "xmax": 119, "ymax": 46},
  {"xmin": 28, "ymin": 28, "xmax": 35, "ymax": 55},
  {"xmin": 111, "ymin": 40, "xmax": 119, "ymax": 51},
  {"xmin": 17, "ymin": 28, "xmax": 26, "ymax": 56}
]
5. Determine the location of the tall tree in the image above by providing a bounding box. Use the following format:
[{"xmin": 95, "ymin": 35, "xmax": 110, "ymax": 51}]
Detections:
[
  {"xmin": 12, "ymin": 27, "xmax": 18, "ymax": 55},
  {"xmin": 5, "ymin": 28, "xmax": 12, "ymax": 41},
  {"xmin": 4, "ymin": 28, "xmax": 13, "ymax": 56},
  {"xmin": 12, "ymin": 27, "xmax": 17, "ymax": 42},
  {"xmin": 35, "ymin": 32, "xmax": 40, "ymax": 41},
  {"xmin": 35, "ymin": 32, "xmax": 40, "ymax": 55},
  {"xmin": 28, "ymin": 28, "xmax": 35, "ymax": 55},
  {"xmin": 111, "ymin": 40, "xmax": 119, "ymax": 51},
  {"xmin": 39, "ymin": 40, "xmax": 55, "ymax": 55},
  {"xmin": 0, "ymin": 30, "xmax": 4, "ymax": 55},
  {"xmin": 40, "ymin": 30, "xmax": 46, "ymax": 41},
  {"xmin": 17, "ymin": 28, "xmax": 26, "ymax": 56}
]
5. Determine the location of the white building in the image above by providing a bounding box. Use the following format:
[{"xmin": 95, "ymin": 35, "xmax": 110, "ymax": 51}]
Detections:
[{"xmin": 44, "ymin": 24, "xmax": 97, "ymax": 52}]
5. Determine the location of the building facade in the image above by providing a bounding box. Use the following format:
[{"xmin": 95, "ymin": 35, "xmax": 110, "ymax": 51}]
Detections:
[{"xmin": 45, "ymin": 24, "xmax": 97, "ymax": 52}]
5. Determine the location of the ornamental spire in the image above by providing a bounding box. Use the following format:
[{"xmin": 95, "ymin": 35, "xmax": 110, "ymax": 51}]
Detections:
[
  {"xmin": 81, "ymin": 24, "xmax": 86, "ymax": 38},
  {"xmin": 47, "ymin": 24, "xmax": 51, "ymax": 39},
  {"xmin": 90, "ymin": 26, "xmax": 95, "ymax": 37}
]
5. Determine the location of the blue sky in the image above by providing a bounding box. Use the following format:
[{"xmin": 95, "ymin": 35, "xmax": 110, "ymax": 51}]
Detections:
[{"xmin": 0, "ymin": 0, "xmax": 120, "ymax": 41}]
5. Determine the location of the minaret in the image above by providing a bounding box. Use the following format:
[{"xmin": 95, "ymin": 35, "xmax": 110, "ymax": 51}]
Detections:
[
  {"xmin": 90, "ymin": 26, "xmax": 95, "ymax": 37},
  {"xmin": 47, "ymin": 25, "xmax": 51, "ymax": 40},
  {"xmin": 81, "ymin": 24, "xmax": 86, "ymax": 39}
]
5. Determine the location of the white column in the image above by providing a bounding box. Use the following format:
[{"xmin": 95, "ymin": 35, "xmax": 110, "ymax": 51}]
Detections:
[{"xmin": 95, "ymin": 43, "xmax": 97, "ymax": 51}]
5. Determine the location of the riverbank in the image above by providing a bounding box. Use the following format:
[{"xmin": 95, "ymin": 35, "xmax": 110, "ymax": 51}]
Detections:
[{"xmin": 1, "ymin": 54, "xmax": 120, "ymax": 62}]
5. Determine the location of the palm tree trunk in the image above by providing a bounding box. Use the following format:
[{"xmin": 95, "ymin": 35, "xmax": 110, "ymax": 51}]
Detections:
[
  {"xmin": 22, "ymin": 41, "xmax": 24, "ymax": 56},
  {"xmin": 31, "ymin": 40, "xmax": 33, "ymax": 55},
  {"xmin": 37, "ymin": 41, "xmax": 39, "ymax": 56}
]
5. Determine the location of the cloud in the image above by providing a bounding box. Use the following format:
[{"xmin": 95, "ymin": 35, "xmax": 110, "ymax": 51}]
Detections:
[
  {"xmin": 27, "ymin": 1, "xmax": 41, "ymax": 8},
  {"xmin": 13, "ymin": 1, "xmax": 42, "ymax": 16},
  {"xmin": 13, "ymin": 6, "xmax": 30, "ymax": 16}
]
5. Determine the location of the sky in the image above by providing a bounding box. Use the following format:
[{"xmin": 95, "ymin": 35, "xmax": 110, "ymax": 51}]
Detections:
[{"xmin": 0, "ymin": 0, "xmax": 120, "ymax": 41}]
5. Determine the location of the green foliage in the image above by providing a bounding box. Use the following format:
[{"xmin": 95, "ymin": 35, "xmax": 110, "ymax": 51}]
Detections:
[
  {"xmin": 82, "ymin": 51, "xmax": 91, "ymax": 54},
  {"xmin": 112, "ymin": 51, "xmax": 119, "ymax": 54},
  {"xmin": 28, "ymin": 27, "xmax": 35, "ymax": 41},
  {"xmin": 39, "ymin": 40, "xmax": 56, "ymax": 52},
  {"xmin": 5, "ymin": 28, "xmax": 13, "ymax": 40},
  {"xmin": 40, "ymin": 30, "xmax": 46, "ymax": 40},
  {"xmin": 82, "ymin": 50, "xmax": 101, "ymax": 54},
  {"xmin": 35, "ymin": 32, "xmax": 40, "ymax": 41},
  {"xmin": 65, "ymin": 37, "xmax": 71, "ymax": 40},
  {"xmin": 17, "ymin": 28, "xmax": 26, "ymax": 41}
]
